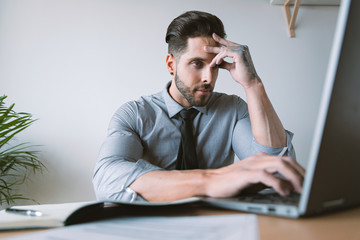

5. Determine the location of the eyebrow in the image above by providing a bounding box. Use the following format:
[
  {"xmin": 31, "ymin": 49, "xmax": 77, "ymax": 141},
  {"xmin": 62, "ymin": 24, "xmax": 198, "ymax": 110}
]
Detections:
[{"xmin": 187, "ymin": 57, "xmax": 207, "ymax": 63}]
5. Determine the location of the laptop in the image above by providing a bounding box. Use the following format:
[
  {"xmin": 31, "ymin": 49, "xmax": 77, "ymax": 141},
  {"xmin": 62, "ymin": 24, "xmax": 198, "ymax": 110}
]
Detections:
[{"xmin": 204, "ymin": 0, "xmax": 360, "ymax": 218}]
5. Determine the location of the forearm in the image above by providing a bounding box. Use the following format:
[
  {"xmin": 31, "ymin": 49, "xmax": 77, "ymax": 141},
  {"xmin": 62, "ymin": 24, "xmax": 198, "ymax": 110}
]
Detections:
[
  {"xmin": 204, "ymin": 35, "xmax": 287, "ymax": 147},
  {"xmin": 129, "ymin": 169, "xmax": 213, "ymax": 202},
  {"xmin": 130, "ymin": 152, "xmax": 305, "ymax": 202},
  {"xmin": 245, "ymin": 80, "xmax": 286, "ymax": 147}
]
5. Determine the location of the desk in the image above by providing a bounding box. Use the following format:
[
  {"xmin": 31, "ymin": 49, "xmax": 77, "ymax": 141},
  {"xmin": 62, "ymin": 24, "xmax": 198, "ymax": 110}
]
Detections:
[{"xmin": 1, "ymin": 206, "xmax": 360, "ymax": 240}]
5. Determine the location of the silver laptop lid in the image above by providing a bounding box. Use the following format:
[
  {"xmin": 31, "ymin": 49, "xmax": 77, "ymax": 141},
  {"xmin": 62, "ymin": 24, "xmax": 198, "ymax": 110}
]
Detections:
[{"xmin": 299, "ymin": 0, "xmax": 360, "ymax": 216}]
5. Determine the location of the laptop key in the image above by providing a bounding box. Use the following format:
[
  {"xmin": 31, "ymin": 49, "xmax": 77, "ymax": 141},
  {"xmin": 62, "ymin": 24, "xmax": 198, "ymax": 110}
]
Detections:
[{"xmin": 237, "ymin": 192, "xmax": 300, "ymax": 205}]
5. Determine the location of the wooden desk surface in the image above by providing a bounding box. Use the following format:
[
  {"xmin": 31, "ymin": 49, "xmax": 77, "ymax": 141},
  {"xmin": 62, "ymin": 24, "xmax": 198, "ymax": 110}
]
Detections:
[{"xmin": 1, "ymin": 206, "xmax": 360, "ymax": 239}]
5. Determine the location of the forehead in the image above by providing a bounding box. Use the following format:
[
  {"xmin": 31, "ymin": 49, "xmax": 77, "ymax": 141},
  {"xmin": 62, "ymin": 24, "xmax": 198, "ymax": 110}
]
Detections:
[{"xmin": 179, "ymin": 36, "xmax": 218, "ymax": 61}]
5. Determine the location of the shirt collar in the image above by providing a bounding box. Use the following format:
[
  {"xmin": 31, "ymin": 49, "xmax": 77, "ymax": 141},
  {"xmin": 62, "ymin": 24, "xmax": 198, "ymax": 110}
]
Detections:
[{"xmin": 162, "ymin": 82, "xmax": 208, "ymax": 118}]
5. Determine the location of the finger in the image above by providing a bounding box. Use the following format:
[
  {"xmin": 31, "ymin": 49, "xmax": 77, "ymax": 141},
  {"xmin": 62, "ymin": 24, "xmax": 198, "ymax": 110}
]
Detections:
[
  {"xmin": 245, "ymin": 154, "xmax": 304, "ymax": 194},
  {"xmin": 282, "ymin": 156, "xmax": 306, "ymax": 177},
  {"xmin": 205, "ymin": 46, "xmax": 228, "ymax": 68},
  {"xmin": 212, "ymin": 33, "xmax": 238, "ymax": 47},
  {"xmin": 271, "ymin": 158, "xmax": 304, "ymax": 193},
  {"xmin": 256, "ymin": 154, "xmax": 304, "ymax": 180},
  {"xmin": 213, "ymin": 51, "xmax": 228, "ymax": 65},
  {"xmin": 203, "ymin": 45, "xmax": 222, "ymax": 54},
  {"xmin": 252, "ymin": 170, "xmax": 294, "ymax": 196},
  {"xmin": 209, "ymin": 51, "xmax": 226, "ymax": 68},
  {"xmin": 209, "ymin": 48, "xmax": 239, "ymax": 68},
  {"xmin": 212, "ymin": 33, "xmax": 229, "ymax": 45},
  {"xmin": 218, "ymin": 61, "xmax": 232, "ymax": 71},
  {"xmin": 264, "ymin": 157, "xmax": 304, "ymax": 178},
  {"xmin": 273, "ymin": 156, "xmax": 305, "ymax": 193}
]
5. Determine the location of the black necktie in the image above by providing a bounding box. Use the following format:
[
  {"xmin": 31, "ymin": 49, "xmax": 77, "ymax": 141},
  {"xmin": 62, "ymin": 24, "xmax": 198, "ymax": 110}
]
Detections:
[{"xmin": 176, "ymin": 108, "xmax": 199, "ymax": 170}]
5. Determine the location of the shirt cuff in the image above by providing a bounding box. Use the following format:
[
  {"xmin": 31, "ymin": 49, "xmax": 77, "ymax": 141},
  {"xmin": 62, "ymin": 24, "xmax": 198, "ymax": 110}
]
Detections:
[
  {"xmin": 97, "ymin": 158, "xmax": 162, "ymax": 202},
  {"xmin": 251, "ymin": 130, "xmax": 296, "ymax": 159}
]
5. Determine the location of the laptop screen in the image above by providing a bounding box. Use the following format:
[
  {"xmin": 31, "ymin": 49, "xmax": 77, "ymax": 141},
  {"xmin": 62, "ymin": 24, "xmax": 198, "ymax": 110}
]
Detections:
[{"xmin": 300, "ymin": 0, "xmax": 360, "ymax": 215}]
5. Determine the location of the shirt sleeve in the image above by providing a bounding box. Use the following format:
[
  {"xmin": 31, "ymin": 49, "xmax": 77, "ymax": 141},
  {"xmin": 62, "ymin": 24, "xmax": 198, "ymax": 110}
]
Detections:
[
  {"xmin": 92, "ymin": 102, "xmax": 162, "ymax": 201},
  {"xmin": 231, "ymin": 98, "xmax": 296, "ymax": 160}
]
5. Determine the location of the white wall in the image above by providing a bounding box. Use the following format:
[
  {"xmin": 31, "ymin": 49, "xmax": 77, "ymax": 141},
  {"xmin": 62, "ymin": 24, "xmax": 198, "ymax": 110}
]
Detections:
[{"xmin": 0, "ymin": 0, "xmax": 339, "ymax": 204}]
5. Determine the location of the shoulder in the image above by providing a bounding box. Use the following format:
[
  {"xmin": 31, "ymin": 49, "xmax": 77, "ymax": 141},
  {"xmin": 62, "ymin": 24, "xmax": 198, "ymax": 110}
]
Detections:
[
  {"xmin": 114, "ymin": 91, "xmax": 164, "ymax": 120},
  {"xmin": 205, "ymin": 92, "xmax": 249, "ymax": 120},
  {"xmin": 209, "ymin": 92, "xmax": 247, "ymax": 110}
]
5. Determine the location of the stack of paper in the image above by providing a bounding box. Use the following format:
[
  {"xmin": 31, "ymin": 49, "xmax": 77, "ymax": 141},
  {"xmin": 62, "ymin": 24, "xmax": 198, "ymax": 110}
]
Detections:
[{"xmin": 5, "ymin": 214, "xmax": 259, "ymax": 240}]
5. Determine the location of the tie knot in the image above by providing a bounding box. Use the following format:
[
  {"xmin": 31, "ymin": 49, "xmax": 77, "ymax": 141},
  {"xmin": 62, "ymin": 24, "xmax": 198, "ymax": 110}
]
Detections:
[{"xmin": 179, "ymin": 108, "xmax": 198, "ymax": 121}]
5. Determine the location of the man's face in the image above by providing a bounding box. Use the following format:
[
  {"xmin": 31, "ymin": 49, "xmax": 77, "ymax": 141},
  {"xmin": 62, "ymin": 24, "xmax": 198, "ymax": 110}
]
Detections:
[{"xmin": 168, "ymin": 37, "xmax": 219, "ymax": 107}]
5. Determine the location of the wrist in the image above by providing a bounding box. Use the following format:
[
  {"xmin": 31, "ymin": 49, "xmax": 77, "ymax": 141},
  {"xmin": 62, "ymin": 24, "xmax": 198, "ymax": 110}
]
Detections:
[
  {"xmin": 243, "ymin": 77, "xmax": 264, "ymax": 92},
  {"xmin": 202, "ymin": 168, "xmax": 222, "ymax": 197},
  {"xmin": 170, "ymin": 169, "xmax": 215, "ymax": 198},
  {"xmin": 244, "ymin": 80, "xmax": 269, "ymax": 105}
]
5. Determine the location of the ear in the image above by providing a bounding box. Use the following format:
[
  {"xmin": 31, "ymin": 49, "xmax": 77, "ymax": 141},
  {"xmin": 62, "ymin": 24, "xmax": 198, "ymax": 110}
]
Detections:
[{"xmin": 166, "ymin": 54, "xmax": 176, "ymax": 75}]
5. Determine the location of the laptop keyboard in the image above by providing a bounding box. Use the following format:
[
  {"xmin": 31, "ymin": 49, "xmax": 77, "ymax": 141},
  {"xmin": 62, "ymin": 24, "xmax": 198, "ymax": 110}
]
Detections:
[{"xmin": 237, "ymin": 191, "xmax": 300, "ymax": 205}]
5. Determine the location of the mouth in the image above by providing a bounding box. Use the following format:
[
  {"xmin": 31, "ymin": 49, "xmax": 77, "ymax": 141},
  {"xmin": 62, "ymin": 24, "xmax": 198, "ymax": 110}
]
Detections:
[
  {"xmin": 196, "ymin": 89, "xmax": 212, "ymax": 95},
  {"xmin": 195, "ymin": 84, "xmax": 213, "ymax": 95}
]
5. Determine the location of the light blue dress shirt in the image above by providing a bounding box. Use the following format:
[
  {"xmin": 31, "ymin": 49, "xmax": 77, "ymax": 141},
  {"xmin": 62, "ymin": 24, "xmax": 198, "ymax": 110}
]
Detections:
[{"xmin": 93, "ymin": 83, "xmax": 295, "ymax": 201}]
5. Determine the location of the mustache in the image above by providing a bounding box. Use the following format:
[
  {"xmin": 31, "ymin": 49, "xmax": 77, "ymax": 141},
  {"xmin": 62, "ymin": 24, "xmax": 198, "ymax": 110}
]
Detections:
[{"xmin": 195, "ymin": 84, "xmax": 213, "ymax": 91}]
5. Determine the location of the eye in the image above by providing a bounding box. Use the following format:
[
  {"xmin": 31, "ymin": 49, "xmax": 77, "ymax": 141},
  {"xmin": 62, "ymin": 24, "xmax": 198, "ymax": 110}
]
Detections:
[{"xmin": 191, "ymin": 61, "xmax": 203, "ymax": 68}]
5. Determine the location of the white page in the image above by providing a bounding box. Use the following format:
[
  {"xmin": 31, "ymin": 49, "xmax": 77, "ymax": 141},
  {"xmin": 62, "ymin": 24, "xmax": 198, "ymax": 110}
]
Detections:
[
  {"xmin": 0, "ymin": 202, "xmax": 91, "ymax": 229},
  {"xmin": 6, "ymin": 214, "xmax": 259, "ymax": 240},
  {"xmin": 0, "ymin": 198, "xmax": 201, "ymax": 230}
]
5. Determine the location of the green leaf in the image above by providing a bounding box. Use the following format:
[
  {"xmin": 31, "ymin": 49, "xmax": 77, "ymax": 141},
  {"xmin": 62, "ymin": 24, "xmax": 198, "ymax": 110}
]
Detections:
[
  {"xmin": 0, "ymin": 95, "xmax": 44, "ymax": 204},
  {"xmin": 0, "ymin": 123, "xmax": 34, "ymax": 148}
]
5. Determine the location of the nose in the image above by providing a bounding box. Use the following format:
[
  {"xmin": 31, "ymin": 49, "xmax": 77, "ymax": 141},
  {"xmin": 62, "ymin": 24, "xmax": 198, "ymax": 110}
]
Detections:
[{"xmin": 201, "ymin": 66, "xmax": 217, "ymax": 84}]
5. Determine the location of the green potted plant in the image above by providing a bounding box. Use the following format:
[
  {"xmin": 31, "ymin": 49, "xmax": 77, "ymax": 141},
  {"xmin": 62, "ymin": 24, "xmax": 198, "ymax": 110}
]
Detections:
[{"xmin": 0, "ymin": 95, "xmax": 45, "ymax": 205}]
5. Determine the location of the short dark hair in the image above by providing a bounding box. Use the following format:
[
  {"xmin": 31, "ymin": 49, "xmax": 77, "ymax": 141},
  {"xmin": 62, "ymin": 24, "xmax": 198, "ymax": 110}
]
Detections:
[{"xmin": 165, "ymin": 11, "xmax": 226, "ymax": 57}]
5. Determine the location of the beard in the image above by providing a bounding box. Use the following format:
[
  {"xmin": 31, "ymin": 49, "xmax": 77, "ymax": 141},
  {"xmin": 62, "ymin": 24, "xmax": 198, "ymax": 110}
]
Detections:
[{"xmin": 174, "ymin": 72, "xmax": 213, "ymax": 107}]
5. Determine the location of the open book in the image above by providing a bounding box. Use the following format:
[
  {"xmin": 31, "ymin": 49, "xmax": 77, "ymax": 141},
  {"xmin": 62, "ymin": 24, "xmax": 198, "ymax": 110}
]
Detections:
[{"xmin": 0, "ymin": 198, "xmax": 202, "ymax": 231}]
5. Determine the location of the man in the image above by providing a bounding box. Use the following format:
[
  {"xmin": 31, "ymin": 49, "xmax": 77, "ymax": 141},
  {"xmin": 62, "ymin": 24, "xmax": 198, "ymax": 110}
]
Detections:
[{"xmin": 93, "ymin": 11, "xmax": 305, "ymax": 202}]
